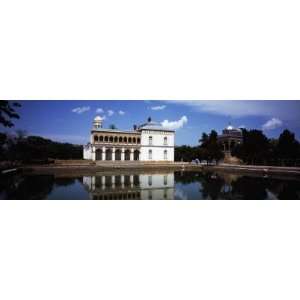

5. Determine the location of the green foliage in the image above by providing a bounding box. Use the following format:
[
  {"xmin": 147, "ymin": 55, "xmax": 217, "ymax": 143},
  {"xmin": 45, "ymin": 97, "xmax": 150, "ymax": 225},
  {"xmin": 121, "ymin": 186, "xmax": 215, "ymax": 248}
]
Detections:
[
  {"xmin": 0, "ymin": 101, "xmax": 21, "ymax": 127},
  {"xmin": 0, "ymin": 133, "xmax": 83, "ymax": 162}
]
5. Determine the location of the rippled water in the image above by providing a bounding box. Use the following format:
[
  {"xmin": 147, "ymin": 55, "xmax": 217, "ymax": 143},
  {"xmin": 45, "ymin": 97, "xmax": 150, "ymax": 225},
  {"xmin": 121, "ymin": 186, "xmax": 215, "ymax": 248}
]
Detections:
[{"xmin": 0, "ymin": 170, "xmax": 299, "ymax": 200}]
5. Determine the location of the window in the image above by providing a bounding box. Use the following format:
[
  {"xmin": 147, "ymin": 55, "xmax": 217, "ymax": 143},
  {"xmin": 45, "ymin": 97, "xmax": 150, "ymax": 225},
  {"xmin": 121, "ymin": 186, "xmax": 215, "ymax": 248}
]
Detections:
[
  {"xmin": 164, "ymin": 137, "xmax": 168, "ymax": 145},
  {"xmin": 137, "ymin": 138, "xmax": 141, "ymax": 144},
  {"xmin": 99, "ymin": 136, "xmax": 103, "ymax": 142},
  {"xmin": 164, "ymin": 175, "xmax": 167, "ymax": 185},
  {"xmin": 148, "ymin": 175, "xmax": 152, "ymax": 186},
  {"xmin": 148, "ymin": 149, "xmax": 152, "ymax": 160},
  {"xmin": 149, "ymin": 136, "xmax": 152, "ymax": 145},
  {"xmin": 94, "ymin": 135, "xmax": 98, "ymax": 142},
  {"xmin": 164, "ymin": 150, "xmax": 168, "ymax": 160}
]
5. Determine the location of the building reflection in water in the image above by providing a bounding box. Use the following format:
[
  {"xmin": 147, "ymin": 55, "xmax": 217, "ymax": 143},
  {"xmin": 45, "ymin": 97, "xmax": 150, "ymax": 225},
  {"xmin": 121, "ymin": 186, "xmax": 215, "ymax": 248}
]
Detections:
[{"xmin": 83, "ymin": 173, "xmax": 175, "ymax": 200}]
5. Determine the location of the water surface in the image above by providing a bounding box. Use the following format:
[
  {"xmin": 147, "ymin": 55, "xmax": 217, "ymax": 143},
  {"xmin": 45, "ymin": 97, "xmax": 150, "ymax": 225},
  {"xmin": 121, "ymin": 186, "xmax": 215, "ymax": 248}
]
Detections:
[{"xmin": 1, "ymin": 171, "xmax": 299, "ymax": 200}]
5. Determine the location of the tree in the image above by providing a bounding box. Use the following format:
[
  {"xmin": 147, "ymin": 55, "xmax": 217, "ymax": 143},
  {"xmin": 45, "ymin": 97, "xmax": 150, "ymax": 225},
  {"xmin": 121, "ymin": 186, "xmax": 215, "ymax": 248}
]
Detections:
[
  {"xmin": 0, "ymin": 101, "xmax": 21, "ymax": 127},
  {"xmin": 275, "ymin": 129, "xmax": 299, "ymax": 165},
  {"xmin": 232, "ymin": 129, "xmax": 271, "ymax": 165},
  {"xmin": 198, "ymin": 130, "xmax": 224, "ymax": 164}
]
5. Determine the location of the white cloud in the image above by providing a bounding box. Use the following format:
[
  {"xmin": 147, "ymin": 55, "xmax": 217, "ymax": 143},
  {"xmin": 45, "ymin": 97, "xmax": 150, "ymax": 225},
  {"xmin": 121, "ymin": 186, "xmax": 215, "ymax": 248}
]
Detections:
[
  {"xmin": 118, "ymin": 110, "xmax": 125, "ymax": 115},
  {"xmin": 96, "ymin": 108, "xmax": 104, "ymax": 113},
  {"xmin": 238, "ymin": 125, "xmax": 246, "ymax": 129},
  {"xmin": 168, "ymin": 100, "xmax": 300, "ymax": 121},
  {"xmin": 262, "ymin": 118, "xmax": 283, "ymax": 130},
  {"xmin": 71, "ymin": 106, "xmax": 90, "ymax": 114},
  {"xmin": 151, "ymin": 105, "xmax": 166, "ymax": 111},
  {"xmin": 161, "ymin": 116, "xmax": 188, "ymax": 130},
  {"xmin": 107, "ymin": 110, "xmax": 114, "ymax": 116}
]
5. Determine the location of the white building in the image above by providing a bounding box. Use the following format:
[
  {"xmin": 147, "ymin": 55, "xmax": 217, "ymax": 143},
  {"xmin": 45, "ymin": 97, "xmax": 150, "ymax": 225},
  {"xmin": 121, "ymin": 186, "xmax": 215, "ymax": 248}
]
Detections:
[
  {"xmin": 82, "ymin": 173, "xmax": 175, "ymax": 200},
  {"xmin": 83, "ymin": 116, "xmax": 175, "ymax": 162}
]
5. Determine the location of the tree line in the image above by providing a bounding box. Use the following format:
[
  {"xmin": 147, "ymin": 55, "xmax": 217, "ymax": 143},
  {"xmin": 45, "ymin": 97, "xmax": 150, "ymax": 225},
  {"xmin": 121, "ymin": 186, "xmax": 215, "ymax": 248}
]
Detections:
[
  {"xmin": 175, "ymin": 128, "xmax": 300, "ymax": 166},
  {"xmin": 0, "ymin": 131, "xmax": 83, "ymax": 163}
]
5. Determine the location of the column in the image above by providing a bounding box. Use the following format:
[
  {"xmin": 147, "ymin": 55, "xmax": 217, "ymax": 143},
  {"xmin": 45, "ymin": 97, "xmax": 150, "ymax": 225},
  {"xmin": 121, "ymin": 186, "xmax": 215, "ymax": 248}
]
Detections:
[
  {"xmin": 92, "ymin": 146, "xmax": 96, "ymax": 161},
  {"xmin": 92, "ymin": 176, "xmax": 95, "ymax": 191},
  {"xmin": 130, "ymin": 175, "xmax": 134, "ymax": 188},
  {"xmin": 102, "ymin": 146, "xmax": 106, "ymax": 160},
  {"xmin": 130, "ymin": 148, "xmax": 134, "ymax": 161},
  {"xmin": 112, "ymin": 176, "xmax": 115, "ymax": 189},
  {"xmin": 121, "ymin": 148, "xmax": 125, "ymax": 161},
  {"xmin": 223, "ymin": 143, "xmax": 226, "ymax": 152},
  {"xmin": 121, "ymin": 175, "xmax": 125, "ymax": 189},
  {"xmin": 112, "ymin": 147, "xmax": 115, "ymax": 161},
  {"xmin": 101, "ymin": 176, "xmax": 106, "ymax": 190}
]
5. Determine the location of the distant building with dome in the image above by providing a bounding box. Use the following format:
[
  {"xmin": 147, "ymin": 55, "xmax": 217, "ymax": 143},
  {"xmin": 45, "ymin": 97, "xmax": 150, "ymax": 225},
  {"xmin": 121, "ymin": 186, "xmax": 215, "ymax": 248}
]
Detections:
[
  {"xmin": 83, "ymin": 117, "xmax": 175, "ymax": 161},
  {"xmin": 218, "ymin": 123, "xmax": 243, "ymax": 155}
]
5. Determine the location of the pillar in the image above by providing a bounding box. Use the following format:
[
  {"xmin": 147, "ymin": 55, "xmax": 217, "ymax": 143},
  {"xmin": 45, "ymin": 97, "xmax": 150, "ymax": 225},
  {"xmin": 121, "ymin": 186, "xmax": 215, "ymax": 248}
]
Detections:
[
  {"xmin": 130, "ymin": 175, "xmax": 134, "ymax": 188},
  {"xmin": 121, "ymin": 175, "xmax": 125, "ymax": 189},
  {"xmin": 112, "ymin": 147, "xmax": 115, "ymax": 161},
  {"xmin": 101, "ymin": 176, "xmax": 105, "ymax": 190},
  {"xmin": 130, "ymin": 148, "xmax": 134, "ymax": 161},
  {"xmin": 121, "ymin": 148, "xmax": 125, "ymax": 161},
  {"xmin": 112, "ymin": 175, "xmax": 115, "ymax": 189},
  {"xmin": 92, "ymin": 146, "xmax": 96, "ymax": 161},
  {"xmin": 102, "ymin": 146, "xmax": 106, "ymax": 160},
  {"xmin": 92, "ymin": 176, "xmax": 95, "ymax": 191}
]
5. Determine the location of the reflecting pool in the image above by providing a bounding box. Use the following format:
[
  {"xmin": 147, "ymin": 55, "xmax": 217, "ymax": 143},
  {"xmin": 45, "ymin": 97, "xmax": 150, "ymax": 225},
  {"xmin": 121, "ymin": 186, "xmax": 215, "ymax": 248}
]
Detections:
[{"xmin": 0, "ymin": 170, "xmax": 299, "ymax": 200}]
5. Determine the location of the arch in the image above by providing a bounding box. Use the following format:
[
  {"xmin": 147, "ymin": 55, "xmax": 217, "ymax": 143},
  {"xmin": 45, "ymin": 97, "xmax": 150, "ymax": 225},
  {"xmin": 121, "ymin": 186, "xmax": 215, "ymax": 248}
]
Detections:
[
  {"xmin": 114, "ymin": 136, "xmax": 118, "ymax": 143},
  {"xmin": 104, "ymin": 136, "xmax": 108, "ymax": 142},
  {"xmin": 94, "ymin": 135, "xmax": 99, "ymax": 142},
  {"xmin": 95, "ymin": 148, "xmax": 102, "ymax": 160},
  {"xmin": 109, "ymin": 136, "xmax": 113, "ymax": 142},
  {"xmin": 105, "ymin": 148, "xmax": 112, "ymax": 160},
  {"xmin": 128, "ymin": 137, "xmax": 132, "ymax": 143},
  {"xmin": 137, "ymin": 137, "xmax": 141, "ymax": 144},
  {"xmin": 164, "ymin": 136, "xmax": 168, "ymax": 145},
  {"xmin": 149, "ymin": 136, "xmax": 153, "ymax": 145},
  {"xmin": 134, "ymin": 149, "xmax": 140, "ymax": 161},
  {"xmin": 119, "ymin": 136, "xmax": 123, "ymax": 143},
  {"xmin": 99, "ymin": 136, "xmax": 103, "ymax": 142},
  {"xmin": 133, "ymin": 137, "xmax": 136, "ymax": 143},
  {"xmin": 124, "ymin": 149, "xmax": 131, "ymax": 160},
  {"xmin": 124, "ymin": 137, "xmax": 127, "ymax": 143},
  {"xmin": 115, "ymin": 149, "xmax": 121, "ymax": 160}
]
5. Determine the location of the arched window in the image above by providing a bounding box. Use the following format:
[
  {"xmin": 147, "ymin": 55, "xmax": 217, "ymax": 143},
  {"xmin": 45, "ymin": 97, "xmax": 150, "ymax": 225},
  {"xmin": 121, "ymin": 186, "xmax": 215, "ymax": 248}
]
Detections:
[
  {"xmin": 133, "ymin": 137, "xmax": 136, "ymax": 143},
  {"xmin": 148, "ymin": 149, "xmax": 152, "ymax": 160},
  {"xmin": 109, "ymin": 136, "xmax": 113, "ymax": 142},
  {"xmin": 104, "ymin": 136, "xmax": 108, "ymax": 142},
  {"xmin": 149, "ymin": 136, "xmax": 152, "ymax": 145},
  {"xmin": 99, "ymin": 136, "xmax": 103, "ymax": 142},
  {"xmin": 114, "ymin": 136, "xmax": 118, "ymax": 143},
  {"xmin": 164, "ymin": 150, "xmax": 168, "ymax": 160},
  {"xmin": 137, "ymin": 138, "xmax": 141, "ymax": 144},
  {"xmin": 119, "ymin": 136, "xmax": 123, "ymax": 143},
  {"xmin": 128, "ymin": 137, "xmax": 132, "ymax": 143},
  {"xmin": 164, "ymin": 136, "xmax": 168, "ymax": 145},
  {"xmin": 124, "ymin": 137, "xmax": 127, "ymax": 143},
  {"xmin": 94, "ymin": 135, "xmax": 98, "ymax": 142}
]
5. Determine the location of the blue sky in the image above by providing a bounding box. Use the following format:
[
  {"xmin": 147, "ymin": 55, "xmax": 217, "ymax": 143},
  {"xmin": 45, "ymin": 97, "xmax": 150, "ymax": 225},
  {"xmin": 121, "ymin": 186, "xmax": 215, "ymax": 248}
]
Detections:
[{"xmin": 2, "ymin": 100, "xmax": 300, "ymax": 145}]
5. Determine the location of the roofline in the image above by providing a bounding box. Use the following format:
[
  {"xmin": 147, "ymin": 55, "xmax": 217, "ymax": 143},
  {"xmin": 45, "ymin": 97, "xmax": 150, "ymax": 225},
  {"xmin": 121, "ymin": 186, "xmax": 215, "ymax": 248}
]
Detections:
[{"xmin": 91, "ymin": 129, "xmax": 141, "ymax": 134}]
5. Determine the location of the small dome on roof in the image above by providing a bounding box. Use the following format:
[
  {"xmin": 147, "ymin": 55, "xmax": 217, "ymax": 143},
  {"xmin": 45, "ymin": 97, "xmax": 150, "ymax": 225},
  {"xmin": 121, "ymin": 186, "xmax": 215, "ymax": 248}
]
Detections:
[
  {"xmin": 227, "ymin": 125, "xmax": 234, "ymax": 130},
  {"xmin": 94, "ymin": 116, "xmax": 103, "ymax": 122}
]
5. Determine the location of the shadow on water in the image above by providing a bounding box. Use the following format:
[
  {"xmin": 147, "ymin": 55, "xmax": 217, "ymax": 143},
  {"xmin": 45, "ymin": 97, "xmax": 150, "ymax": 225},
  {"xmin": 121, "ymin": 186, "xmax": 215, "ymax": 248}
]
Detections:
[{"xmin": 0, "ymin": 170, "xmax": 299, "ymax": 200}]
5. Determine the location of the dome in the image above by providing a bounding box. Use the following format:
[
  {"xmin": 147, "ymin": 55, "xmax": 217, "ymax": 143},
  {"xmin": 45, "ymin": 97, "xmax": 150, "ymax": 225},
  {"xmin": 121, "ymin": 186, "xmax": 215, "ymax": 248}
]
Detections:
[
  {"xmin": 227, "ymin": 125, "xmax": 233, "ymax": 130},
  {"xmin": 94, "ymin": 116, "xmax": 103, "ymax": 122}
]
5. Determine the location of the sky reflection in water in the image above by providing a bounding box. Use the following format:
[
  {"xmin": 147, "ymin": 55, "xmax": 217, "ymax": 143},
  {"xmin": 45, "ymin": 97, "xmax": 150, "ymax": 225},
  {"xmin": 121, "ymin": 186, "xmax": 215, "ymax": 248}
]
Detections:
[{"xmin": 0, "ymin": 171, "xmax": 299, "ymax": 200}]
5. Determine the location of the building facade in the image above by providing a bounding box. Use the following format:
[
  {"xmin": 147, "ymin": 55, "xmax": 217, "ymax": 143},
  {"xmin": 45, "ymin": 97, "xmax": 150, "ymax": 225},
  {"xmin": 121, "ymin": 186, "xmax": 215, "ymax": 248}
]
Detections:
[
  {"xmin": 83, "ymin": 117, "xmax": 175, "ymax": 161},
  {"xmin": 218, "ymin": 124, "xmax": 243, "ymax": 155}
]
